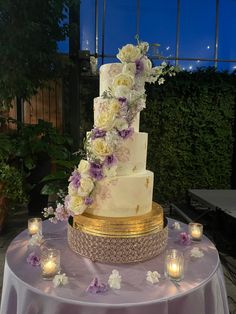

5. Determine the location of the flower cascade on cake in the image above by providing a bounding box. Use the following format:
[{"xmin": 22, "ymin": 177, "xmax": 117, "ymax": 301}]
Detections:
[{"xmin": 44, "ymin": 40, "xmax": 176, "ymax": 219}]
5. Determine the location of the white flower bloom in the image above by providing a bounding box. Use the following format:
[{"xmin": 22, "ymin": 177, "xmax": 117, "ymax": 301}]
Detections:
[
  {"xmin": 68, "ymin": 183, "xmax": 78, "ymax": 196},
  {"xmin": 117, "ymin": 44, "xmax": 142, "ymax": 63},
  {"xmin": 69, "ymin": 195, "xmax": 87, "ymax": 215},
  {"xmin": 138, "ymin": 41, "xmax": 149, "ymax": 54},
  {"xmin": 95, "ymin": 110, "xmax": 116, "ymax": 131},
  {"xmin": 172, "ymin": 222, "xmax": 181, "ymax": 230},
  {"xmin": 190, "ymin": 247, "xmax": 204, "ymax": 258},
  {"xmin": 122, "ymin": 62, "xmax": 136, "ymax": 77},
  {"xmin": 108, "ymin": 269, "xmax": 122, "ymax": 289},
  {"xmin": 112, "ymin": 73, "xmax": 134, "ymax": 90},
  {"xmin": 103, "ymin": 165, "xmax": 118, "ymax": 177},
  {"xmin": 161, "ymin": 61, "xmax": 167, "ymax": 67},
  {"xmin": 77, "ymin": 177, "xmax": 94, "ymax": 197},
  {"xmin": 91, "ymin": 138, "xmax": 113, "ymax": 157},
  {"xmin": 146, "ymin": 271, "xmax": 161, "ymax": 284},
  {"xmin": 78, "ymin": 160, "xmax": 90, "ymax": 175},
  {"xmin": 113, "ymin": 85, "xmax": 131, "ymax": 99},
  {"xmin": 28, "ymin": 233, "xmax": 43, "ymax": 247},
  {"xmin": 115, "ymin": 118, "xmax": 129, "ymax": 131},
  {"xmin": 53, "ymin": 273, "xmax": 69, "ymax": 287},
  {"xmin": 158, "ymin": 78, "xmax": 165, "ymax": 85}
]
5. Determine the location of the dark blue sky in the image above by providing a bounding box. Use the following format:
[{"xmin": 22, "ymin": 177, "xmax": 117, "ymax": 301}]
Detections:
[{"xmin": 58, "ymin": 0, "xmax": 236, "ymax": 71}]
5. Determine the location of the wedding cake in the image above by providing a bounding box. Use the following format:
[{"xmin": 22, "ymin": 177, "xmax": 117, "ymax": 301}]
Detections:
[{"xmin": 66, "ymin": 41, "xmax": 174, "ymax": 263}]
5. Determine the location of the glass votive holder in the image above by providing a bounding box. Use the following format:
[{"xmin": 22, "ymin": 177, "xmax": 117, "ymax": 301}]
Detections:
[
  {"xmin": 188, "ymin": 223, "xmax": 203, "ymax": 241},
  {"xmin": 41, "ymin": 248, "xmax": 60, "ymax": 280},
  {"xmin": 28, "ymin": 218, "xmax": 42, "ymax": 236},
  {"xmin": 165, "ymin": 249, "xmax": 184, "ymax": 282}
]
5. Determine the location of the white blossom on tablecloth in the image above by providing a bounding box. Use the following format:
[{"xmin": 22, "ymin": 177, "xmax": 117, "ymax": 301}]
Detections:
[
  {"xmin": 28, "ymin": 233, "xmax": 43, "ymax": 247},
  {"xmin": 53, "ymin": 273, "xmax": 69, "ymax": 287},
  {"xmin": 190, "ymin": 247, "xmax": 204, "ymax": 258},
  {"xmin": 146, "ymin": 271, "xmax": 161, "ymax": 284},
  {"xmin": 108, "ymin": 269, "xmax": 122, "ymax": 289}
]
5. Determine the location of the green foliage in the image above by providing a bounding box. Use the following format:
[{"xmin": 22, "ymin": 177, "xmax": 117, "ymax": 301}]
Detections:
[
  {"xmin": 0, "ymin": 0, "xmax": 74, "ymax": 109},
  {"xmin": 141, "ymin": 68, "xmax": 235, "ymax": 203}
]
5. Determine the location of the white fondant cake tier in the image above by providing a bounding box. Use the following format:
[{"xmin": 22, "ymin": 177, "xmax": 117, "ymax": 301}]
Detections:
[
  {"xmin": 94, "ymin": 97, "xmax": 140, "ymax": 132},
  {"xmin": 99, "ymin": 63, "xmax": 123, "ymax": 96},
  {"xmin": 116, "ymin": 132, "xmax": 147, "ymax": 175},
  {"xmin": 87, "ymin": 170, "xmax": 154, "ymax": 217}
]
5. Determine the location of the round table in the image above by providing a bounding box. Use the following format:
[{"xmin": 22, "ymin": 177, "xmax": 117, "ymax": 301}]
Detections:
[{"xmin": 0, "ymin": 219, "xmax": 229, "ymax": 314}]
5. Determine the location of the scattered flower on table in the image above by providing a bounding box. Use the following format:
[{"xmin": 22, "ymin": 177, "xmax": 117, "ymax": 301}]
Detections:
[
  {"xmin": 26, "ymin": 252, "xmax": 41, "ymax": 266},
  {"xmin": 146, "ymin": 271, "xmax": 161, "ymax": 284},
  {"xmin": 171, "ymin": 222, "xmax": 181, "ymax": 230},
  {"xmin": 190, "ymin": 247, "xmax": 204, "ymax": 258},
  {"xmin": 108, "ymin": 269, "xmax": 122, "ymax": 289},
  {"xmin": 179, "ymin": 232, "xmax": 191, "ymax": 246},
  {"xmin": 87, "ymin": 277, "xmax": 108, "ymax": 294},
  {"xmin": 53, "ymin": 273, "xmax": 69, "ymax": 287},
  {"xmin": 28, "ymin": 233, "xmax": 44, "ymax": 247}
]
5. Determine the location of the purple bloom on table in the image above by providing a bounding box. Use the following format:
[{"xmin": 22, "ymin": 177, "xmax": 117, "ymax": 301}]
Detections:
[
  {"xmin": 118, "ymin": 127, "xmax": 134, "ymax": 139},
  {"xmin": 135, "ymin": 59, "xmax": 144, "ymax": 74},
  {"xmin": 87, "ymin": 277, "xmax": 108, "ymax": 294},
  {"xmin": 54, "ymin": 203, "xmax": 69, "ymax": 222},
  {"xmin": 179, "ymin": 232, "xmax": 191, "ymax": 246},
  {"xmin": 84, "ymin": 196, "xmax": 93, "ymax": 206},
  {"xmin": 89, "ymin": 162, "xmax": 104, "ymax": 181},
  {"xmin": 27, "ymin": 252, "xmax": 41, "ymax": 267},
  {"xmin": 69, "ymin": 170, "xmax": 81, "ymax": 188},
  {"xmin": 91, "ymin": 128, "xmax": 106, "ymax": 140},
  {"xmin": 104, "ymin": 154, "xmax": 118, "ymax": 167}
]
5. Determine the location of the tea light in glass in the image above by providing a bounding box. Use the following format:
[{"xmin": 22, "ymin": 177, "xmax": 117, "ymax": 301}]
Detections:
[
  {"xmin": 165, "ymin": 249, "xmax": 184, "ymax": 281},
  {"xmin": 41, "ymin": 248, "xmax": 60, "ymax": 280},
  {"xmin": 28, "ymin": 218, "xmax": 42, "ymax": 236},
  {"xmin": 189, "ymin": 223, "xmax": 203, "ymax": 241}
]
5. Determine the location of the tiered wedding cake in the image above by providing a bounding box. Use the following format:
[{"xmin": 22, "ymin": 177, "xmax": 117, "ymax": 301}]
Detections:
[{"xmin": 67, "ymin": 41, "xmax": 173, "ymax": 263}]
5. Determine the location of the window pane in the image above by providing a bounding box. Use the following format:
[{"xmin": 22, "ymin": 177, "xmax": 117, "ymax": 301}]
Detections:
[
  {"xmin": 140, "ymin": 0, "xmax": 177, "ymax": 59},
  {"xmin": 218, "ymin": 0, "xmax": 236, "ymax": 60},
  {"xmin": 103, "ymin": 0, "xmax": 137, "ymax": 56},
  {"xmin": 178, "ymin": 60, "xmax": 214, "ymax": 72},
  {"xmin": 179, "ymin": 0, "xmax": 216, "ymax": 59},
  {"xmin": 80, "ymin": 0, "xmax": 95, "ymax": 53}
]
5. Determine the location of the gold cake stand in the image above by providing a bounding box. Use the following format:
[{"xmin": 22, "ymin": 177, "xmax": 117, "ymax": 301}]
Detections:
[{"xmin": 67, "ymin": 202, "xmax": 168, "ymax": 264}]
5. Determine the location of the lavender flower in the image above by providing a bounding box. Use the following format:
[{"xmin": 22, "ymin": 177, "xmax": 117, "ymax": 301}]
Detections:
[
  {"xmin": 54, "ymin": 203, "xmax": 69, "ymax": 222},
  {"xmin": 89, "ymin": 162, "xmax": 104, "ymax": 181},
  {"xmin": 87, "ymin": 277, "xmax": 108, "ymax": 294},
  {"xmin": 118, "ymin": 127, "xmax": 134, "ymax": 139},
  {"xmin": 84, "ymin": 196, "xmax": 93, "ymax": 206},
  {"xmin": 104, "ymin": 154, "xmax": 118, "ymax": 167},
  {"xmin": 135, "ymin": 59, "xmax": 144, "ymax": 74},
  {"xmin": 179, "ymin": 232, "xmax": 191, "ymax": 246},
  {"xmin": 118, "ymin": 97, "xmax": 128, "ymax": 105},
  {"xmin": 26, "ymin": 252, "xmax": 41, "ymax": 267},
  {"xmin": 69, "ymin": 170, "xmax": 81, "ymax": 188},
  {"xmin": 91, "ymin": 128, "xmax": 106, "ymax": 140}
]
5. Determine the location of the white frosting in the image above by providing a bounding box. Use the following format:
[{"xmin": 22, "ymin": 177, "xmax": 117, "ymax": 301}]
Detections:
[
  {"xmin": 99, "ymin": 63, "xmax": 123, "ymax": 96},
  {"xmin": 88, "ymin": 170, "xmax": 154, "ymax": 217}
]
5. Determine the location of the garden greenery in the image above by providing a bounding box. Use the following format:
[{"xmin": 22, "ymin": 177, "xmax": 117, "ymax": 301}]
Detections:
[{"xmin": 141, "ymin": 68, "xmax": 235, "ymax": 203}]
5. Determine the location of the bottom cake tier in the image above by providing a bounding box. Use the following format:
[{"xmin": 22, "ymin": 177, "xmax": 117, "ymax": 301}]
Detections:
[{"xmin": 67, "ymin": 203, "xmax": 168, "ymax": 264}]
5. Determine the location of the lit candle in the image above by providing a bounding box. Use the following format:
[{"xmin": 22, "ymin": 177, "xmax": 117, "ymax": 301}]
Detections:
[
  {"xmin": 28, "ymin": 218, "xmax": 42, "ymax": 236},
  {"xmin": 189, "ymin": 223, "xmax": 203, "ymax": 241},
  {"xmin": 165, "ymin": 249, "xmax": 184, "ymax": 281},
  {"xmin": 41, "ymin": 248, "xmax": 60, "ymax": 280}
]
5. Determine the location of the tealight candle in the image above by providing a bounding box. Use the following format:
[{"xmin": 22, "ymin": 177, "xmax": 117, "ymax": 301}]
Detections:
[
  {"xmin": 165, "ymin": 249, "xmax": 184, "ymax": 281},
  {"xmin": 41, "ymin": 248, "xmax": 60, "ymax": 280},
  {"xmin": 28, "ymin": 218, "xmax": 42, "ymax": 236},
  {"xmin": 189, "ymin": 223, "xmax": 203, "ymax": 241}
]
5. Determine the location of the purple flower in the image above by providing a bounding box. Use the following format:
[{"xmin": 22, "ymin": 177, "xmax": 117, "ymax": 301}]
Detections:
[
  {"xmin": 118, "ymin": 97, "xmax": 128, "ymax": 105},
  {"xmin": 118, "ymin": 127, "xmax": 134, "ymax": 139},
  {"xmin": 69, "ymin": 170, "xmax": 81, "ymax": 188},
  {"xmin": 104, "ymin": 154, "xmax": 118, "ymax": 167},
  {"xmin": 89, "ymin": 162, "xmax": 104, "ymax": 181},
  {"xmin": 91, "ymin": 128, "xmax": 106, "ymax": 140},
  {"xmin": 179, "ymin": 232, "xmax": 191, "ymax": 246},
  {"xmin": 27, "ymin": 252, "xmax": 41, "ymax": 267},
  {"xmin": 85, "ymin": 196, "xmax": 93, "ymax": 206},
  {"xmin": 135, "ymin": 59, "xmax": 144, "ymax": 74},
  {"xmin": 87, "ymin": 277, "xmax": 108, "ymax": 294},
  {"xmin": 54, "ymin": 203, "xmax": 70, "ymax": 221}
]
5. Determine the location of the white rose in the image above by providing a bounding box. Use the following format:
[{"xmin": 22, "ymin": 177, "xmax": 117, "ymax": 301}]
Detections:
[
  {"xmin": 78, "ymin": 160, "xmax": 90, "ymax": 175},
  {"xmin": 103, "ymin": 165, "xmax": 118, "ymax": 177},
  {"xmin": 117, "ymin": 44, "xmax": 142, "ymax": 63},
  {"xmin": 142, "ymin": 57, "xmax": 152, "ymax": 72},
  {"xmin": 68, "ymin": 183, "xmax": 77, "ymax": 196},
  {"xmin": 95, "ymin": 110, "xmax": 116, "ymax": 131},
  {"xmin": 77, "ymin": 177, "xmax": 94, "ymax": 197},
  {"xmin": 112, "ymin": 73, "xmax": 134, "ymax": 90},
  {"xmin": 69, "ymin": 195, "xmax": 86, "ymax": 215},
  {"xmin": 110, "ymin": 99, "xmax": 121, "ymax": 114},
  {"xmin": 122, "ymin": 62, "xmax": 136, "ymax": 76},
  {"xmin": 91, "ymin": 138, "xmax": 113, "ymax": 157},
  {"xmin": 138, "ymin": 41, "xmax": 149, "ymax": 54},
  {"xmin": 115, "ymin": 118, "xmax": 129, "ymax": 131}
]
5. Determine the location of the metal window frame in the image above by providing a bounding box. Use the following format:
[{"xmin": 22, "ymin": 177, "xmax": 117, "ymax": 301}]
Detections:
[{"xmin": 93, "ymin": 0, "xmax": 236, "ymax": 69}]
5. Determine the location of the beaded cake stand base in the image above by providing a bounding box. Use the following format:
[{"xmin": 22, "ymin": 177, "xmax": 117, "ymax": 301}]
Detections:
[{"xmin": 67, "ymin": 203, "xmax": 168, "ymax": 264}]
